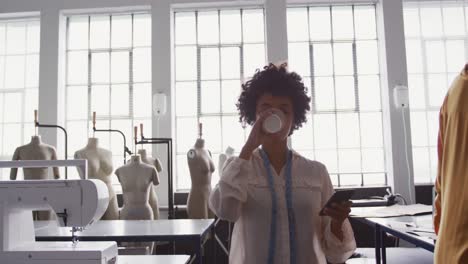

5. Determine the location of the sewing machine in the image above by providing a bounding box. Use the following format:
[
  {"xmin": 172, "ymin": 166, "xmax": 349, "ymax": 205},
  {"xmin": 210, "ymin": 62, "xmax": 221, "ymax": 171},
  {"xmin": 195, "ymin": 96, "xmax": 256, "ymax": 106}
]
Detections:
[{"xmin": 0, "ymin": 160, "xmax": 118, "ymax": 264}]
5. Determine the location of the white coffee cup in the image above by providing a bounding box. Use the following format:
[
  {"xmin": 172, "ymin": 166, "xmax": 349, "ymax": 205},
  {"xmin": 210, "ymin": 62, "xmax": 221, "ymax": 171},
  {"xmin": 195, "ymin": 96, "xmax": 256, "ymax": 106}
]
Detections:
[{"xmin": 263, "ymin": 109, "xmax": 285, "ymax": 134}]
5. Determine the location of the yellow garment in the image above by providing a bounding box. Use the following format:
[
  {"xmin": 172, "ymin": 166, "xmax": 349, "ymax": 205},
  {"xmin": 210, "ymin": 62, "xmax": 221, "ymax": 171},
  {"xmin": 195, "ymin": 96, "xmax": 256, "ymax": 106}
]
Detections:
[{"xmin": 434, "ymin": 67, "xmax": 468, "ymax": 264}]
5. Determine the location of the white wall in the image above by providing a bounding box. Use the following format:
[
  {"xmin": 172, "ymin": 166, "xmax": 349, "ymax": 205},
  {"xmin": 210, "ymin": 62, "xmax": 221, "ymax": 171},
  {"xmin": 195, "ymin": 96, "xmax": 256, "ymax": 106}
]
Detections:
[{"xmin": 0, "ymin": 0, "xmax": 418, "ymax": 207}]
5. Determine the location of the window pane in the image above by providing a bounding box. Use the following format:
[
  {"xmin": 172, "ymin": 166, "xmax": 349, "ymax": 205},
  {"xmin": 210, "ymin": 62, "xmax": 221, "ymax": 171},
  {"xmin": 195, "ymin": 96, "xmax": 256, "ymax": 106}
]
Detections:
[
  {"xmin": 91, "ymin": 52, "xmax": 110, "ymax": 84},
  {"xmin": 427, "ymin": 110, "xmax": 438, "ymax": 146},
  {"xmin": 405, "ymin": 40, "xmax": 423, "ymax": 74},
  {"xmin": 427, "ymin": 73, "xmax": 447, "ymax": 107},
  {"xmin": 292, "ymin": 117, "xmax": 314, "ymax": 150},
  {"xmin": 358, "ymin": 75, "xmax": 381, "ymax": 111},
  {"xmin": 429, "ymin": 147, "xmax": 437, "ymax": 182},
  {"xmin": 338, "ymin": 149, "xmax": 361, "ymax": 173},
  {"xmin": 331, "ymin": 6, "xmax": 353, "ymax": 40},
  {"xmin": 3, "ymin": 124, "xmax": 22, "ymax": 155},
  {"xmin": 175, "ymin": 82, "xmax": 197, "ymax": 117},
  {"xmin": 175, "ymin": 12, "xmax": 196, "ymax": 45},
  {"xmin": 24, "ymin": 89, "xmax": 38, "ymax": 122},
  {"xmin": 313, "ymin": 44, "xmax": 333, "ymax": 76},
  {"xmin": 67, "ymin": 86, "xmax": 88, "ymax": 120},
  {"xmin": 356, "ymin": 41, "xmax": 379, "ymax": 75},
  {"xmin": 363, "ymin": 173, "xmax": 386, "ymax": 186},
  {"xmin": 176, "ymin": 117, "xmax": 198, "ymax": 152},
  {"xmin": 354, "ymin": 6, "xmax": 376, "ymax": 39},
  {"xmin": 425, "ymin": 41, "xmax": 445, "ymax": 73},
  {"xmin": 337, "ymin": 113, "xmax": 360, "ymax": 148},
  {"xmin": 220, "ymin": 10, "xmax": 241, "ymax": 44},
  {"xmin": 0, "ymin": 56, "xmax": 4, "ymax": 89},
  {"xmin": 362, "ymin": 149, "xmax": 384, "ymax": 172},
  {"xmin": 222, "ymin": 115, "xmax": 245, "ymax": 151},
  {"xmin": 198, "ymin": 11, "xmax": 219, "ymax": 45},
  {"xmin": 445, "ymin": 40, "xmax": 465, "ymax": 73},
  {"xmin": 335, "ymin": 76, "xmax": 355, "ymax": 110},
  {"xmin": 410, "ymin": 112, "xmax": 428, "ymax": 147},
  {"xmin": 412, "ymin": 147, "xmax": 430, "ymax": 183},
  {"xmin": 177, "ymin": 154, "xmax": 191, "ymax": 190},
  {"xmin": 0, "ymin": 24, "xmax": 5, "ymax": 54},
  {"xmin": 5, "ymin": 55, "xmax": 25, "ymax": 88},
  {"xmin": 200, "ymin": 48, "xmax": 220, "ymax": 80},
  {"xmin": 175, "ymin": 46, "xmax": 197, "ymax": 81},
  {"xmin": 309, "ymin": 7, "xmax": 331, "ymax": 41},
  {"xmin": 133, "ymin": 48, "xmax": 151, "ymax": 83},
  {"xmin": 133, "ymin": 14, "xmax": 151, "ymax": 47},
  {"xmin": 6, "ymin": 22, "xmax": 26, "ymax": 54},
  {"xmin": 333, "ymin": 43, "xmax": 353, "ymax": 75},
  {"xmin": 26, "ymin": 21, "xmax": 40, "ymax": 53},
  {"xmin": 442, "ymin": 6, "xmax": 465, "ymax": 37},
  {"xmin": 111, "ymin": 15, "xmax": 131, "ymax": 48},
  {"xmin": 420, "ymin": 6, "xmax": 443, "ymax": 37},
  {"xmin": 110, "ymin": 119, "xmax": 131, "ymax": 154},
  {"xmin": 222, "ymin": 80, "xmax": 241, "ymax": 114},
  {"xmin": 111, "ymin": 51, "xmax": 129, "ymax": 83},
  {"xmin": 408, "ymin": 74, "xmax": 425, "ymax": 109},
  {"xmin": 243, "ymin": 44, "xmax": 265, "ymax": 78},
  {"xmin": 314, "ymin": 77, "xmax": 335, "ymax": 111},
  {"xmin": 287, "ymin": 8, "xmax": 309, "ymax": 42},
  {"xmin": 403, "ymin": 7, "xmax": 420, "ymax": 37},
  {"xmin": 288, "ymin": 42, "xmax": 310, "ymax": 77},
  {"xmin": 315, "ymin": 150, "xmax": 338, "ymax": 173},
  {"xmin": 201, "ymin": 80, "xmax": 220, "ymax": 114},
  {"xmin": 360, "ymin": 113, "xmax": 383, "ymax": 148},
  {"xmin": 91, "ymin": 85, "xmax": 110, "ymax": 116},
  {"xmin": 220, "ymin": 47, "xmax": 240, "ymax": 79},
  {"xmin": 90, "ymin": 16, "xmax": 110, "ymax": 49},
  {"xmin": 111, "ymin": 84, "xmax": 129, "ymax": 116},
  {"xmin": 243, "ymin": 9, "xmax": 264, "ymax": 43},
  {"xmin": 67, "ymin": 120, "xmax": 89, "ymax": 154},
  {"xmin": 199, "ymin": 116, "xmax": 222, "ymax": 153},
  {"xmin": 0, "ymin": 93, "xmax": 3, "ymax": 123},
  {"xmin": 3, "ymin": 92, "xmax": 22, "ymax": 122},
  {"xmin": 133, "ymin": 83, "xmax": 152, "ymax": 118},
  {"xmin": 67, "ymin": 51, "xmax": 88, "ymax": 85},
  {"xmin": 340, "ymin": 174, "xmax": 361, "ymax": 186},
  {"xmin": 68, "ymin": 16, "xmax": 88, "ymax": 50},
  {"xmin": 313, "ymin": 114, "xmax": 336, "ymax": 149},
  {"xmin": 25, "ymin": 54, "xmax": 39, "ymax": 87}
]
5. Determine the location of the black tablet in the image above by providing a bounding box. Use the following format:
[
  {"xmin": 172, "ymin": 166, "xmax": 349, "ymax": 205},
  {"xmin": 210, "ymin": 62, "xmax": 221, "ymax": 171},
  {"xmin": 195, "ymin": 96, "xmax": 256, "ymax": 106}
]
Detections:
[{"xmin": 319, "ymin": 189, "xmax": 355, "ymax": 216}]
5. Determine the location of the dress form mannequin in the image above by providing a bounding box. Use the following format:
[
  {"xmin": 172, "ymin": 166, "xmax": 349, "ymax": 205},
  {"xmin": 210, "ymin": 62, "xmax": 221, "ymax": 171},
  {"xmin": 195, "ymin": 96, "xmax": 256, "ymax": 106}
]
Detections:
[
  {"xmin": 116, "ymin": 154, "xmax": 158, "ymax": 253},
  {"xmin": 137, "ymin": 149, "xmax": 161, "ymax": 220},
  {"xmin": 187, "ymin": 138, "xmax": 215, "ymax": 219},
  {"xmin": 218, "ymin": 146, "xmax": 235, "ymax": 178},
  {"xmin": 10, "ymin": 135, "xmax": 60, "ymax": 220},
  {"xmin": 74, "ymin": 137, "xmax": 119, "ymax": 220}
]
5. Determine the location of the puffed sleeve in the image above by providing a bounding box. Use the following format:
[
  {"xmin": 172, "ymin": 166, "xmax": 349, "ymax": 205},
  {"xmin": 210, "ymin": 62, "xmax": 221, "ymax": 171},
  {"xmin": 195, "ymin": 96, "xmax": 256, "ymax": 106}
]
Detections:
[
  {"xmin": 209, "ymin": 156, "xmax": 250, "ymax": 222},
  {"xmin": 319, "ymin": 164, "xmax": 357, "ymax": 263}
]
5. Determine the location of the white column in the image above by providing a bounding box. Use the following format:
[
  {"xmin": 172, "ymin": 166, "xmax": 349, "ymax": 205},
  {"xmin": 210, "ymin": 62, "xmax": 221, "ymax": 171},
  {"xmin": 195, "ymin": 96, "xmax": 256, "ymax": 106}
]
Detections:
[
  {"xmin": 265, "ymin": 0, "xmax": 288, "ymax": 63},
  {"xmin": 377, "ymin": 0, "xmax": 415, "ymax": 203},
  {"xmin": 37, "ymin": 8, "xmax": 65, "ymax": 152},
  {"xmin": 151, "ymin": 0, "xmax": 172, "ymax": 207}
]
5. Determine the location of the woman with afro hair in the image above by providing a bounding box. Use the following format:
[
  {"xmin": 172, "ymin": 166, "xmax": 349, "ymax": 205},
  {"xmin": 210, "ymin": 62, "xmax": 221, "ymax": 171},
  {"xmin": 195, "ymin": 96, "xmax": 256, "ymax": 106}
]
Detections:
[{"xmin": 209, "ymin": 63, "xmax": 356, "ymax": 264}]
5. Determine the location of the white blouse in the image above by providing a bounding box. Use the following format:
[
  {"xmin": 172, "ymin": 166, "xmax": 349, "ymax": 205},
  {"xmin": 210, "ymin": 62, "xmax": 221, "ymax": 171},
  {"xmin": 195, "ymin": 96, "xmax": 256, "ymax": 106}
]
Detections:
[{"xmin": 209, "ymin": 149, "xmax": 356, "ymax": 264}]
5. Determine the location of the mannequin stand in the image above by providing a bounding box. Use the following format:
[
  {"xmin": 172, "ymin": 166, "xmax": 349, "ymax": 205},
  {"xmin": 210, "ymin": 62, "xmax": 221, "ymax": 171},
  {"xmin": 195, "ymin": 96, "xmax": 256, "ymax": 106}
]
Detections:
[{"xmin": 135, "ymin": 136, "xmax": 174, "ymax": 219}]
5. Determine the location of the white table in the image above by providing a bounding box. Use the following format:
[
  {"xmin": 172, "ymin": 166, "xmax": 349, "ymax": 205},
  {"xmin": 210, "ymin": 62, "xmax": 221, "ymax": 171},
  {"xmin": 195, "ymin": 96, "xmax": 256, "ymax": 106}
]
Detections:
[
  {"xmin": 35, "ymin": 220, "xmax": 214, "ymax": 264},
  {"xmin": 117, "ymin": 255, "xmax": 190, "ymax": 264}
]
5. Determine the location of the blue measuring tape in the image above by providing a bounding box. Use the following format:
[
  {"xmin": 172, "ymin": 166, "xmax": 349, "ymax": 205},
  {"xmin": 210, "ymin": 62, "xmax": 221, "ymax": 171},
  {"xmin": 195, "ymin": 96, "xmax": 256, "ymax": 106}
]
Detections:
[{"xmin": 260, "ymin": 149, "xmax": 296, "ymax": 264}]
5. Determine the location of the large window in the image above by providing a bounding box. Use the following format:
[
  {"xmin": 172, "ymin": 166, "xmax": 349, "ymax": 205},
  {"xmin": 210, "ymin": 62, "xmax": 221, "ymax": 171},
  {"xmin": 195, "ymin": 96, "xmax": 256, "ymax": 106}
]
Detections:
[
  {"xmin": 174, "ymin": 9, "xmax": 266, "ymax": 190},
  {"xmin": 287, "ymin": 5, "xmax": 385, "ymax": 187},
  {"xmin": 0, "ymin": 18, "xmax": 40, "ymax": 180},
  {"xmin": 404, "ymin": 1, "xmax": 468, "ymax": 184},
  {"xmin": 65, "ymin": 13, "xmax": 152, "ymax": 185}
]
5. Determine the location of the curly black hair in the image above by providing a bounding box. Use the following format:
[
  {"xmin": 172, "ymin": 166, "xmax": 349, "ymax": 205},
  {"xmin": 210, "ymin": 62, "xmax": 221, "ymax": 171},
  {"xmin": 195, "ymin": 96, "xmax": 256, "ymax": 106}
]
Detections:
[{"xmin": 236, "ymin": 63, "xmax": 311, "ymax": 135}]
